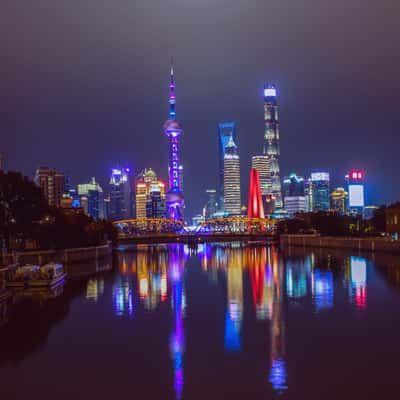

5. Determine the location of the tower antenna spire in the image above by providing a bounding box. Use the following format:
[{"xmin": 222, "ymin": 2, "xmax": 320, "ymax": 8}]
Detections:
[{"xmin": 168, "ymin": 57, "xmax": 176, "ymax": 120}]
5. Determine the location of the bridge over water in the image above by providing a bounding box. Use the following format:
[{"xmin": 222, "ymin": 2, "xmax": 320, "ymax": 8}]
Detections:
[{"xmin": 113, "ymin": 217, "xmax": 277, "ymax": 244}]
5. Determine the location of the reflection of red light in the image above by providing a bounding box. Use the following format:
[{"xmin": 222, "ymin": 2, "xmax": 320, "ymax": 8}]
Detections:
[{"xmin": 356, "ymin": 286, "xmax": 367, "ymax": 308}]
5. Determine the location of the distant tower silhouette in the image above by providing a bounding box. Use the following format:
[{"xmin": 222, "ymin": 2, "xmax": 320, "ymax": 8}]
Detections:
[{"xmin": 248, "ymin": 168, "xmax": 265, "ymax": 219}]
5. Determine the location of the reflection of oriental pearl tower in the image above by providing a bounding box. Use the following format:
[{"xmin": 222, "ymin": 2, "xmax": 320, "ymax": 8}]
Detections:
[{"xmin": 164, "ymin": 62, "xmax": 184, "ymax": 221}]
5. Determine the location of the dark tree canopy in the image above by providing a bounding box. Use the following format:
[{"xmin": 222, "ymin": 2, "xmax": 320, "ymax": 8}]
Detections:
[{"xmin": 0, "ymin": 171, "xmax": 116, "ymax": 250}]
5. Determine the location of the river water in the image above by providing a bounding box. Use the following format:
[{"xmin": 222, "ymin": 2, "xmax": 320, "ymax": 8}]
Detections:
[{"xmin": 1, "ymin": 243, "xmax": 400, "ymax": 399}]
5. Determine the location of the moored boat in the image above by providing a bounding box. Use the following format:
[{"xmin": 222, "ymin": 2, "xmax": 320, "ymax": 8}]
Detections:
[
  {"xmin": 28, "ymin": 263, "xmax": 66, "ymax": 288},
  {"xmin": 6, "ymin": 263, "xmax": 66, "ymax": 288},
  {"xmin": 6, "ymin": 265, "xmax": 40, "ymax": 288}
]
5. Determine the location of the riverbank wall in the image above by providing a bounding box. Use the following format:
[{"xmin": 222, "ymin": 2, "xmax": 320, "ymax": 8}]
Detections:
[
  {"xmin": 280, "ymin": 235, "xmax": 400, "ymax": 253},
  {"xmin": 3, "ymin": 242, "xmax": 112, "ymax": 266}
]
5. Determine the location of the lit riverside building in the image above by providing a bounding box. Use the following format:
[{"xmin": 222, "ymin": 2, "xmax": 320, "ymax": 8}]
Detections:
[
  {"xmin": 263, "ymin": 85, "xmax": 282, "ymax": 209},
  {"xmin": 204, "ymin": 189, "xmax": 217, "ymax": 220},
  {"xmin": 283, "ymin": 173, "xmax": 306, "ymax": 216},
  {"xmin": 164, "ymin": 62, "xmax": 184, "ymax": 221},
  {"xmin": 135, "ymin": 168, "xmax": 165, "ymax": 219},
  {"xmin": 330, "ymin": 187, "xmax": 348, "ymax": 214},
  {"xmin": 223, "ymin": 136, "xmax": 241, "ymax": 215},
  {"xmin": 251, "ymin": 155, "xmax": 269, "ymax": 197},
  {"xmin": 135, "ymin": 168, "xmax": 159, "ymax": 219},
  {"xmin": 35, "ymin": 166, "xmax": 65, "ymax": 207},
  {"xmin": 218, "ymin": 122, "xmax": 237, "ymax": 210},
  {"xmin": 310, "ymin": 172, "xmax": 330, "ymax": 211},
  {"xmin": 346, "ymin": 170, "xmax": 365, "ymax": 215},
  {"xmin": 146, "ymin": 185, "xmax": 166, "ymax": 218},
  {"xmin": 109, "ymin": 168, "xmax": 133, "ymax": 221},
  {"xmin": 77, "ymin": 177, "xmax": 105, "ymax": 220}
]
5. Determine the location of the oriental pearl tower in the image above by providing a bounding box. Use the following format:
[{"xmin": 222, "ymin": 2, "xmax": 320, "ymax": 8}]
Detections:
[{"xmin": 164, "ymin": 62, "xmax": 184, "ymax": 221}]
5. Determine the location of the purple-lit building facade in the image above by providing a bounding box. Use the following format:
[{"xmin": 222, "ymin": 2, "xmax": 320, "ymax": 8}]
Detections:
[{"xmin": 164, "ymin": 63, "xmax": 185, "ymax": 221}]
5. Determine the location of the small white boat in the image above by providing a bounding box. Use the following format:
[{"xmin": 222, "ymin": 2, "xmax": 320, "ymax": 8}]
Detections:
[{"xmin": 28, "ymin": 263, "xmax": 66, "ymax": 288}]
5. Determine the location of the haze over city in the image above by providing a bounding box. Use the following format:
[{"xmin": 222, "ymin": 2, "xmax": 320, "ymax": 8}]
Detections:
[{"xmin": 2, "ymin": 0, "xmax": 400, "ymax": 217}]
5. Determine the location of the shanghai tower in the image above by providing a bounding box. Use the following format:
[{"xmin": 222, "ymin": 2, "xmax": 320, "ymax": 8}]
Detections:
[
  {"xmin": 164, "ymin": 62, "xmax": 184, "ymax": 221},
  {"xmin": 263, "ymin": 84, "xmax": 283, "ymax": 209}
]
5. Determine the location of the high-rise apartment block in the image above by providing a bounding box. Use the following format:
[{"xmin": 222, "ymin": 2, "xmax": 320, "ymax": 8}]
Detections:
[{"xmin": 35, "ymin": 167, "xmax": 65, "ymax": 207}]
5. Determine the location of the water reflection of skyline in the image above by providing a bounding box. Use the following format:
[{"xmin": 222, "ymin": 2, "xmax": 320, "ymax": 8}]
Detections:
[
  {"xmin": 2, "ymin": 243, "xmax": 400, "ymax": 399},
  {"xmin": 111, "ymin": 243, "xmax": 377, "ymax": 397}
]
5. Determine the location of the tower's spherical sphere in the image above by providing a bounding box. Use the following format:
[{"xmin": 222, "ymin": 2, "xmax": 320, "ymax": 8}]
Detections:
[
  {"xmin": 163, "ymin": 119, "xmax": 183, "ymax": 133},
  {"xmin": 165, "ymin": 190, "xmax": 185, "ymax": 206}
]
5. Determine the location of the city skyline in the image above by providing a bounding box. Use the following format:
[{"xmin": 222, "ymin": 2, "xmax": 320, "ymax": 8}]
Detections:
[
  {"xmin": 0, "ymin": 72, "xmax": 381, "ymax": 220},
  {"xmin": 2, "ymin": 1, "xmax": 399, "ymax": 217}
]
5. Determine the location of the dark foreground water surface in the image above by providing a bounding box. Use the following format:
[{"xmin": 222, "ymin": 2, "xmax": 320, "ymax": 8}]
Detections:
[{"xmin": 1, "ymin": 243, "xmax": 400, "ymax": 399}]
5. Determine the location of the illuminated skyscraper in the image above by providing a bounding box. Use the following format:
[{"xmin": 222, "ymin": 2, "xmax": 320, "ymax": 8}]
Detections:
[
  {"xmin": 146, "ymin": 184, "xmax": 166, "ymax": 218},
  {"xmin": 35, "ymin": 166, "xmax": 65, "ymax": 207},
  {"xmin": 204, "ymin": 189, "xmax": 217, "ymax": 220},
  {"xmin": 223, "ymin": 137, "xmax": 241, "ymax": 215},
  {"xmin": 251, "ymin": 155, "xmax": 269, "ymax": 196},
  {"xmin": 346, "ymin": 170, "xmax": 365, "ymax": 215},
  {"xmin": 218, "ymin": 122, "xmax": 237, "ymax": 210},
  {"xmin": 310, "ymin": 172, "xmax": 330, "ymax": 211},
  {"xmin": 263, "ymin": 85, "xmax": 282, "ymax": 209},
  {"xmin": 135, "ymin": 183, "xmax": 147, "ymax": 219},
  {"xmin": 109, "ymin": 168, "xmax": 133, "ymax": 221},
  {"xmin": 135, "ymin": 169, "xmax": 165, "ymax": 219},
  {"xmin": 283, "ymin": 173, "xmax": 306, "ymax": 216},
  {"xmin": 77, "ymin": 177, "xmax": 105, "ymax": 220},
  {"xmin": 331, "ymin": 187, "xmax": 348, "ymax": 214}
]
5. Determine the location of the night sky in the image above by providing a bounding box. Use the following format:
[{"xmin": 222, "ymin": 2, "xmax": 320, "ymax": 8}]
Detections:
[{"xmin": 1, "ymin": 0, "xmax": 400, "ymax": 217}]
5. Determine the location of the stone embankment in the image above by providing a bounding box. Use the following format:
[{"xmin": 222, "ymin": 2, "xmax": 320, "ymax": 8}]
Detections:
[
  {"xmin": 2, "ymin": 242, "xmax": 112, "ymax": 266},
  {"xmin": 280, "ymin": 234, "xmax": 400, "ymax": 253}
]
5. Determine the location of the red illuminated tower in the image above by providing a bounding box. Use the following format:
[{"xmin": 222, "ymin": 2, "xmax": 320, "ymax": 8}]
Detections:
[{"xmin": 248, "ymin": 168, "xmax": 265, "ymax": 219}]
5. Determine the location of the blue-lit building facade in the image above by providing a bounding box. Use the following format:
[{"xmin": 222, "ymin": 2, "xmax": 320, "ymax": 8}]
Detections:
[
  {"xmin": 346, "ymin": 170, "xmax": 365, "ymax": 215},
  {"xmin": 109, "ymin": 168, "xmax": 133, "ymax": 221},
  {"xmin": 218, "ymin": 122, "xmax": 237, "ymax": 210},
  {"xmin": 146, "ymin": 186, "xmax": 166, "ymax": 219},
  {"xmin": 164, "ymin": 64, "xmax": 185, "ymax": 221},
  {"xmin": 77, "ymin": 177, "xmax": 105, "ymax": 220},
  {"xmin": 263, "ymin": 85, "xmax": 283, "ymax": 209},
  {"xmin": 204, "ymin": 189, "xmax": 217, "ymax": 220},
  {"xmin": 283, "ymin": 173, "xmax": 306, "ymax": 216},
  {"xmin": 310, "ymin": 172, "xmax": 330, "ymax": 211}
]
